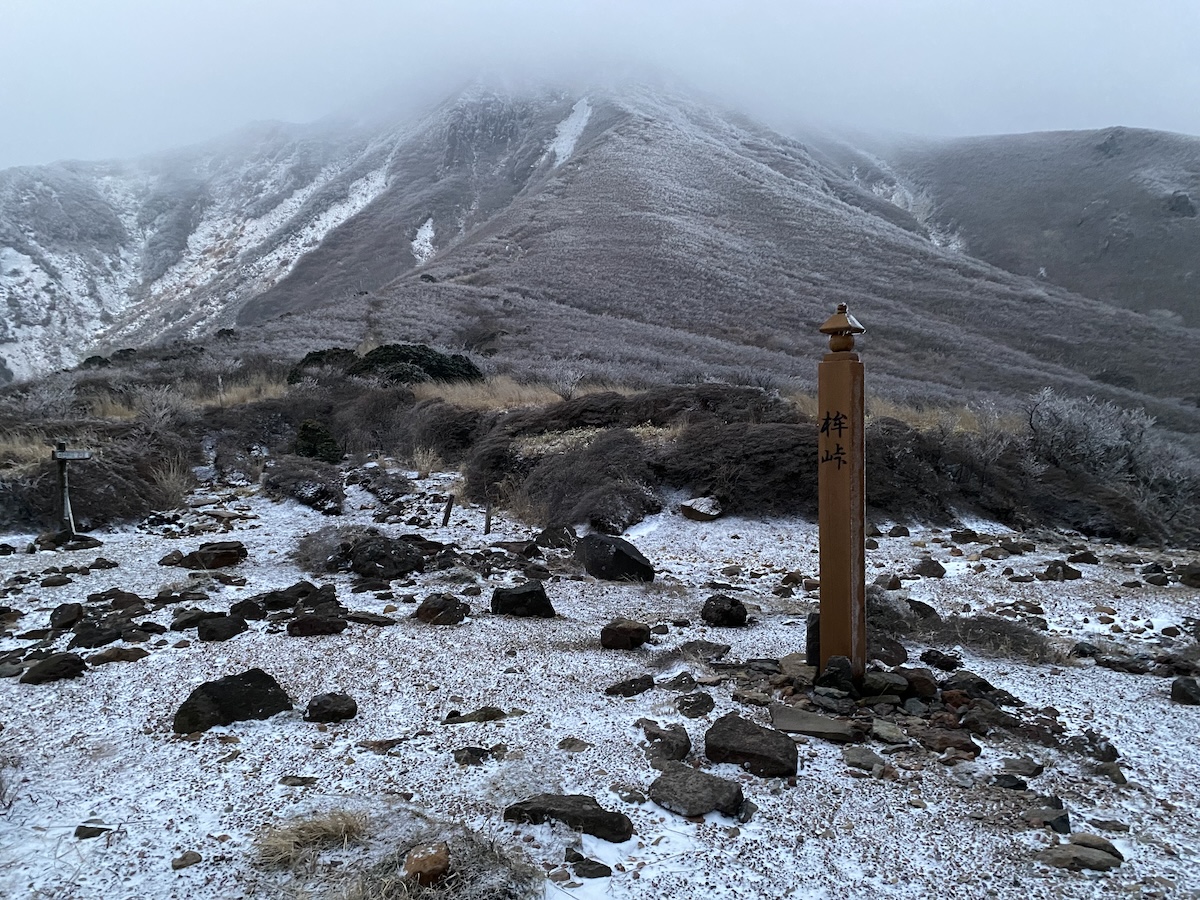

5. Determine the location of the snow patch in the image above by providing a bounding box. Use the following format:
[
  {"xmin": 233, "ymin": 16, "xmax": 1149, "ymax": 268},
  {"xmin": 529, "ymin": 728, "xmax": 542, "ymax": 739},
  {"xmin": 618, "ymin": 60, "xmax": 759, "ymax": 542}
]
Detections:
[
  {"xmin": 411, "ymin": 217, "xmax": 435, "ymax": 264},
  {"xmin": 545, "ymin": 98, "xmax": 592, "ymax": 166}
]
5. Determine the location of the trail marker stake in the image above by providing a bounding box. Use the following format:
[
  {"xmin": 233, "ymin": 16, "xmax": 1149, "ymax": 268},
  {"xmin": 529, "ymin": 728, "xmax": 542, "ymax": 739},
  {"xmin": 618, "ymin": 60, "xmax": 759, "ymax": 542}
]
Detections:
[
  {"xmin": 817, "ymin": 304, "xmax": 867, "ymax": 677},
  {"xmin": 51, "ymin": 440, "xmax": 93, "ymax": 538}
]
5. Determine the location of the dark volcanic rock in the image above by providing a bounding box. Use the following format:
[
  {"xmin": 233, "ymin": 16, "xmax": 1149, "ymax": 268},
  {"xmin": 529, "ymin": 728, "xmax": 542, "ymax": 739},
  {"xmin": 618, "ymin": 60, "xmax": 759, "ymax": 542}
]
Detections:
[
  {"xmin": 575, "ymin": 535, "xmax": 655, "ymax": 582},
  {"xmin": 1171, "ymin": 676, "xmax": 1200, "ymax": 705},
  {"xmin": 601, "ymin": 618, "xmax": 651, "ymax": 650},
  {"xmin": 49, "ymin": 603, "xmax": 84, "ymax": 629},
  {"xmin": 348, "ymin": 535, "xmax": 424, "ymax": 580},
  {"xmin": 197, "ymin": 615, "xmax": 248, "ymax": 642},
  {"xmin": 649, "ymin": 763, "xmax": 744, "ymax": 817},
  {"xmin": 67, "ymin": 622, "xmax": 123, "ymax": 649},
  {"xmin": 704, "ymin": 712, "xmax": 798, "ymax": 777},
  {"xmin": 176, "ymin": 541, "xmax": 248, "ymax": 570},
  {"xmin": 20, "ymin": 652, "xmax": 86, "ymax": 684},
  {"xmin": 172, "ymin": 668, "xmax": 292, "ymax": 733},
  {"xmin": 605, "ymin": 674, "xmax": 655, "ymax": 697},
  {"xmin": 491, "ymin": 582, "xmax": 556, "ymax": 618},
  {"xmin": 701, "ymin": 594, "xmax": 748, "ymax": 627},
  {"xmin": 503, "ymin": 794, "xmax": 634, "ymax": 843},
  {"xmin": 304, "ymin": 692, "xmax": 358, "ymax": 722},
  {"xmin": 413, "ymin": 594, "xmax": 469, "ymax": 625},
  {"xmin": 675, "ymin": 692, "xmax": 715, "ymax": 718},
  {"xmin": 637, "ymin": 718, "xmax": 691, "ymax": 765},
  {"xmin": 287, "ymin": 614, "xmax": 349, "ymax": 636}
]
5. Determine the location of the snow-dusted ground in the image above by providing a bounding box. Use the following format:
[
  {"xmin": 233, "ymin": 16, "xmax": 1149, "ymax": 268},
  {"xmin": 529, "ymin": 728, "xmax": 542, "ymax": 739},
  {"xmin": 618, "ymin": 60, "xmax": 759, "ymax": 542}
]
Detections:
[
  {"xmin": 1, "ymin": 476, "xmax": 1198, "ymax": 899},
  {"xmin": 545, "ymin": 99, "xmax": 592, "ymax": 167}
]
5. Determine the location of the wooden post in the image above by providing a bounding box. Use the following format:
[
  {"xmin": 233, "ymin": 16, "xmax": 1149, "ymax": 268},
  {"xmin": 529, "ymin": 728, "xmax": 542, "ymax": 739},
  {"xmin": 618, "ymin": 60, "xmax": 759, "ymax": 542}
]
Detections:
[
  {"xmin": 817, "ymin": 304, "xmax": 867, "ymax": 678},
  {"xmin": 51, "ymin": 441, "xmax": 93, "ymax": 537},
  {"xmin": 441, "ymin": 494, "xmax": 455, "ymax": 527}
]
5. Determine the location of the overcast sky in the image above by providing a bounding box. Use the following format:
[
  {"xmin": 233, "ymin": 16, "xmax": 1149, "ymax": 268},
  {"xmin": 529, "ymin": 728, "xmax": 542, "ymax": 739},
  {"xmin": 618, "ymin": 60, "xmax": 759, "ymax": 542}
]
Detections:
[{"xmin": 2, "ymin": 0, "xmax": 1198, "ymax": 170}]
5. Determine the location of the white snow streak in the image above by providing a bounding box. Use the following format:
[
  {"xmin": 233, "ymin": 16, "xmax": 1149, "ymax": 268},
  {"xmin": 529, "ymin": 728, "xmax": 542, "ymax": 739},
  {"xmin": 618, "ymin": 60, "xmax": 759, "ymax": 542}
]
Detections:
[
  {"xmin": 546, "ymin": 98, "xmax": 592, "ymax": 166},
  {"xmin": 411, "ymin": 217, "xmax": 435, "ymax": 264}
]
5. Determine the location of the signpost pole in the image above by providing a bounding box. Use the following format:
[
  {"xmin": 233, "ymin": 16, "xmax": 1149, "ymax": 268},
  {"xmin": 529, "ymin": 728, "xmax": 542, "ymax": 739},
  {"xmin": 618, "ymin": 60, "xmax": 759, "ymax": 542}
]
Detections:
[
  {"xmin": 817, "ymin": 304, "xmax": 867, "ymax": 678},
  {"xmin": 51, "ymin": 441, "xmax": 92, "ymax": 538}
]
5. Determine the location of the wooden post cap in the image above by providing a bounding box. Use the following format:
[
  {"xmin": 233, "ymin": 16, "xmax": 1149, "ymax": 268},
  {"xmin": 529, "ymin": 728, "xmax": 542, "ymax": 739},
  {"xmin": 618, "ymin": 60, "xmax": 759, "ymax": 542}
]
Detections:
[{"xmin": 819, "ymin": 303, "xmax": 865, "ymax": 352}]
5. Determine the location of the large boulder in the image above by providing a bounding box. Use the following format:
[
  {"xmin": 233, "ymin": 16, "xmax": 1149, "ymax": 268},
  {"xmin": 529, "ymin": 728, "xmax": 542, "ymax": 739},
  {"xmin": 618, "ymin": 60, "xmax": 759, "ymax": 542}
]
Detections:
[
  {"xmin": 575, "ymin": 535, "xmax": 655, "ymax": 583},
  {"xmin": 491, "ymin": 582, "xmax": 556, "ymax": 618},
  {"xmin": 701, "ymin": 595, "xmax": 748, "ymax": 627},
  {"xmin": 304, "ymin": 692, "xmax": 358, "ymax": 723},
  {"xmin": 347, "ymin": 535, "xmax": 424, "ymax": 580},
  {"xmin": 20, "ymin": 652, "xmax": 86, "ymax": 684},
  {"xmin": 600, "ymin": 618, "xmax": 651, "ymax": 650},
  {"xmin": 175, "ymin": 541, "xmax": 248, "ymax": 570},
  {"xmin": 172, "ymin": 668, "xmax": 292, "ymax": 733},
  {"xmin": 503, "ymin": 794, "xmax": 634, "ymax": 843},
  {"xmin": 649, "ymin": 763, "xmax": 744, "ymax": 817},
  {"xmin": 413, "ymin": 594, "xmax": 469, "ymax": 625},
  {"xmin": 704, "ymin": 712, "xmax": 798, "ymax": 777},
  {"xmin": 197, "ymin": 615, "xmax": 248, "ymax": 642}
]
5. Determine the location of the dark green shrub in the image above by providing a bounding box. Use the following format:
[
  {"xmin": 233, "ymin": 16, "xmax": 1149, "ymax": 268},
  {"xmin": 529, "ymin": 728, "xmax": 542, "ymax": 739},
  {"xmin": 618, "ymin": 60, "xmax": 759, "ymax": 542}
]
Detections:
[
  {"xmin": 346, "ymin": 343, "xmax": 483, "ymax": 384},
  {"xmin": 294, "ymin": 419, "xmax": 342, "ymax": 463}
]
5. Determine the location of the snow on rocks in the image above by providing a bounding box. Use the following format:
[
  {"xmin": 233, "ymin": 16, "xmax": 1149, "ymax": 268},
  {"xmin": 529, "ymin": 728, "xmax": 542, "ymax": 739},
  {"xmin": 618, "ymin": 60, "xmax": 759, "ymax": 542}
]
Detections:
[{"xmin": 1, "ymin": 481, "xmax": 1199, "ymax": 898}]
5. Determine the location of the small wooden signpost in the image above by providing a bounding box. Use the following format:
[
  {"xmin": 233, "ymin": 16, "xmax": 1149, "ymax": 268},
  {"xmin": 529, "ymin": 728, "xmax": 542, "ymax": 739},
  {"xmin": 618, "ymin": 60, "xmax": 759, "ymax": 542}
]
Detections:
[
  {"xmin": 817, "ymin": 304, "xmax": 867, "ymax": 677},
  {"xmin": 51, "ymin": 440, "xmax": 92, "ymax": 537}
]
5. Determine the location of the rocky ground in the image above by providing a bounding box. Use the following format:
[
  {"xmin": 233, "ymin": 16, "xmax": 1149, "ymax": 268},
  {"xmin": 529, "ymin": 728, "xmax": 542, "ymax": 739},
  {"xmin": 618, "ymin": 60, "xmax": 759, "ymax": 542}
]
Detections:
[{"xmin": 1, "ymin": 465, "xmax": 1199, "ymax": 899}]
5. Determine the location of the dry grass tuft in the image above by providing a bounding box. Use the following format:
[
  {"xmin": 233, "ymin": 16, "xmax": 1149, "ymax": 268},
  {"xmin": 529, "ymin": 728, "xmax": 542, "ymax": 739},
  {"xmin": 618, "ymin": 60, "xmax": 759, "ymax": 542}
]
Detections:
[
  {"xmin": 337, "ymin": 830, "xmax": 542, "ymax": 900},
  {"xmin": 409, "ymin": 447, "xmax": 444, "ymax": 480},
  {"xmin": 0, "ymin": 430, "xmax": 51, "ymax": 471},
  {"xmin": 410, "ymin": 376, "xmax": 637, "ymax": 411},
  {"xmin": 257, "ymin": 810, "xmax": 370, "ymax": 868}
]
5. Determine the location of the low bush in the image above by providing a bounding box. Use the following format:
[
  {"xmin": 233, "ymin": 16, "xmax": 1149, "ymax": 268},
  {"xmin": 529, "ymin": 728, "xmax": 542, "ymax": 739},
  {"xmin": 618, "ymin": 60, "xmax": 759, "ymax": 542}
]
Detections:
[{"xmin": 256, "ymin": 809, "xmax": 368, "ymax": 868}]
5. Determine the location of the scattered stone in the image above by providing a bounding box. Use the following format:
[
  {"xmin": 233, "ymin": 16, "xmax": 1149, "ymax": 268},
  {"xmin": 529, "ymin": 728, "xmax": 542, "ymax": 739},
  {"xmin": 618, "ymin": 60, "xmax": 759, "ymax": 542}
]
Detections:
[
  {"xmin": 913, "ymin": 557, "xmax": 945, "ymax": 579},
  {"xmin": 601, "ymin": 618, "xmax": 650, "ymax": 650},
  {"xmin": 701, "ymin": 595, "xmax": 748, "ymax": 627},
  {"xmin": 842, "ymin": 746, "xmax": 885, "ymax": 771},
  {"xmin": 575, "ymin": 535, "xmax": 655, "ymax": 583},
  {"xmin": 404, "ymin": 841, "xmax": 451, "ymax": 886},
  {"xmin": 981, "ymin": 546, "xmax": 1011, "ymax": 560},
  {"xmin": 172, "ymin": 668, "xmax": 292, "ymax": 733},
  {"xmin": 278, "ymin": 776, "xmax": 318, "ymax": 787},
  {"xmin": 503, "ymin": 794, "xmax": 634, "ymax": 843},
  {"xmin": 19, "ymin": 652, "xmax": 86, "ymax": 684},
  {"xmin": 1023, "ymin": 806, "xmax": 1071, "ymax": 834},
  {"xmin": 305, "ymin": 692, "xmax": 358, "ymax": 723},
  {"xmin": 40, "ymin": 574, "xmax": 73, "ymax": 587},
  {"xmin": 287, "ymin": 614, "xmax": 349, "ymax": 636},
  {"xmin": 649, "ymin": 762, "xmax": 744, "ymax": 817},
  {"xmin": 1042, "ymin": 560, "xmax": 1083, "ymax": 581},
  {"xmin": 565, "ymin": 848, "xmax": 612, "ymax": 879},
  {"xmin": 196, "ymin": 615, "xmax": 248, "ymax": 642},
  {"xmin": 919, "ymin": 649, "xmax": 962, "ymax": 671},
  {"xmin": 659, "ymin": 671, "xmax": 697, "ymax": 691},
  {"xmin": 705, "ymin": 712, "xmax": 797, "ymax": 777},
  {"xmin": 171, "ymin": 851, "xmax": 203, "ymax": 870},
  {"xmin": 444, "ymin": 706, "xmax": 507, "ymax": 724},
  {"xmin": 1070, "ymin": 833, "xmax": 1124, "ymax": 860},
  {"xmin": 873, "ymin": 573, "xmax": 902, "ymax": 590},
  {"xmin": 170, "ymin": 609, "xmax": 226, "ymax": 631},
  {"xmin": 1171, "ymin": 676, "xmax": 1200, "ymax": 705},
  {"xmin": 637, "ymin": 718, "xmax": 691, "ymax": 766},
  {"xmin": 87, "ymin": 647, "xmax": 149, "ymax": 665},
  {"xmin": 771, "ymin": 705, "xmax": 863, "ymax": 744},
  {"xmin": 1178, "ymin": 563, "xmax": 1200, "ymax": 589},
  {"xmin": 453, "ymin": 746, "xmax": 493, "ymax": 766},
  {"xmin": 1067, "ymin": 550, "xmax": 1099, "ymax": 564},
  {"xmin": 869, "ymin": 637, "xmax": 908, "ymax": 667},
  {"xmin": 680, "ymin": 497, "xmax": 722, "ymax": 521},
  {"xmin": 413, "ymin": 594, "xmax": 469, "ymax": 626},
  {"xmin": 1093, "ymin": 761, "xmax": 1127, "ymax": 784},
  {"xmin": 534, "ymin": 525, "xmax": 577, "ymax": 549},
  {"xmin": 888, "ymin": 525, "xmax": 910, "ymax": 537},
  {"xmin": 911, "ymin": 727, "xmax": 981, "ymax": 758},
  {"xmin": 74, "ymin": 823, "xmax": 112, "ymax": 839},
  {"xmin": 605, "ymin": 675, "xmax": 654, "ymax": 697},
  {"xmin": 491, "ymin": 582, "xmax": 556, "ymax": 618},
  {"xmin": 675, "ymin": 692, "xmax": 715, "ymax": 718},
  {"xmin": 558, "ymin": 737, "xmax": 591, "ymax": 753},
  {"xmin": 346, "ymin": 534, "xmax": 425, "ymax": 580},
  {"xmin": 1033, "ymin": 842, "xmax": 1121, "ymax": 871},
  {"xmin": 871, "ymin": 720, "xmax": 908, "ymax": 745},
  {"xmin": 892, "ymin": 666, "xmax": 939, "ymax": 699},
  {"xmin": 862, "ymin": 671, "xmax": 908, "ymax": 696},
  {"xmin": 679, "ymin": 640, "xmax": 731, "ymax": 661},
  {"xmin": 49, "ymin": 603, "xmax": 84, "ymax": 628},
  {"xmin": 993, "ymin": 774, "xmax": 1027, "ymax": 790},
  {"xmin": 173, "ymin": 541, "xmax": 248, "ymax": 570},
  {"xmin": 344, "ymin": 611, "xmax": 397, "ymax": 627}
]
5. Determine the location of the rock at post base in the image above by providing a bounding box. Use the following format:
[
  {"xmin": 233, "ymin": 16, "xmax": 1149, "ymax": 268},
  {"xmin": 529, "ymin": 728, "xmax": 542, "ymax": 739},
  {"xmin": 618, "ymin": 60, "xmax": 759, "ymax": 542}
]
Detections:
[
  {"xmin": 704, "ymin": 712, "xmax": 798, "ymax": 777},
  {"xmin": 503, "ymin": 794, "xmax": 634, "ymax": 842}
]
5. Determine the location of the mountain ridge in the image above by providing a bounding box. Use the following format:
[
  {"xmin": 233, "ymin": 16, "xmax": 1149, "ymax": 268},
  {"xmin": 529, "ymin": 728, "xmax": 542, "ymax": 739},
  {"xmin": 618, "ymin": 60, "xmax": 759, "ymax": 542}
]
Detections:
[{"xmin": 1, "ymin": 80, "xmax": 1198, "ymax": 435}]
